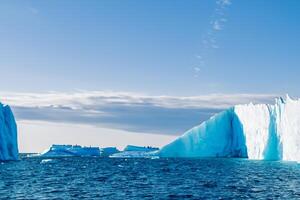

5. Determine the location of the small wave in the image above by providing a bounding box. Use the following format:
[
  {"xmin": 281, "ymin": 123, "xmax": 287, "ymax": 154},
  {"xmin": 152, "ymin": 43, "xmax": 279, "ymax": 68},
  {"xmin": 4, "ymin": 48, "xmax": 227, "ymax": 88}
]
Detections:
[{"xmin": 40, "ymin": 159, "xmax": 53, "ymax": 164}]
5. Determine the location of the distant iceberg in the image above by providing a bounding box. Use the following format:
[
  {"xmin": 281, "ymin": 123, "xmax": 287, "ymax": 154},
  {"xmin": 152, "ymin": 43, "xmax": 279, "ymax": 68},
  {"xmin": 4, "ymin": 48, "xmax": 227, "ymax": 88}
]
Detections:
[
  {"xmin": 0, "ymin": 104, "xmax": 18, "ymax": 161},
  {"xmin": 40, "ymin": 144, "xmax": 101, "ymax": 158},
  {"xmin": 159, "ymin": 95, "xmax": 300, "ymax": 162},
  {"xmin": 39, "ymin": 144, "xmax": 159, "ymax": 158},
  {"xmin": 110, "ymin": 145, "xmax": 159, "ymax": 158},
  {"xmin": 123, "ymin": 145, "xmax": 159, "ymax": 152},
  {"xmin": 100, "ymin": 147, "xmax": 120, "ymax": 157}
]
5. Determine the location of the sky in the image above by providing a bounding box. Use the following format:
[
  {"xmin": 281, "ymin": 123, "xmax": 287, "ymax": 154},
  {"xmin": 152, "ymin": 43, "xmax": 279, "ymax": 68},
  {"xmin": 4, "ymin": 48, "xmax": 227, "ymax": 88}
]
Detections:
[{"xmin": 1, "ymin": 0, "xmax": 300, "ymax": 152}]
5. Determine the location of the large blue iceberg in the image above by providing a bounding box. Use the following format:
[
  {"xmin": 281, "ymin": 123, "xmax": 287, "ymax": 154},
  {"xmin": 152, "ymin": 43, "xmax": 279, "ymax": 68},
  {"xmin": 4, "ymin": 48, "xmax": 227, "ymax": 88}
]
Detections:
[
  {"xmin": 159, "ymin": 95, "xmax": 300, "ymax": 162},
  {"xmin": 0, "ymin": 103, "xmax": 18, "ymax": 161}
]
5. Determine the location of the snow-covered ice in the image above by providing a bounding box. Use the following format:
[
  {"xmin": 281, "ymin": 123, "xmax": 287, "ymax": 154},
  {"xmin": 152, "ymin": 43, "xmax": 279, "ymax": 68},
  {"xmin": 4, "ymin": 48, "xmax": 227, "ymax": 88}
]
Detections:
[{"xmin": 159, "ymin": 95, "xmax": 300, "ymax": 162}]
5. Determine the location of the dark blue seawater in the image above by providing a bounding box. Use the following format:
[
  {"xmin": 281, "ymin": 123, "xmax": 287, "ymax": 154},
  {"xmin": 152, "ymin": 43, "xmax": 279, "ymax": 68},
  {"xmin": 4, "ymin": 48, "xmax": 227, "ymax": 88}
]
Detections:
[{"xmin": 0, "ymin": 155, "xmax": 299, "ymax": 199}]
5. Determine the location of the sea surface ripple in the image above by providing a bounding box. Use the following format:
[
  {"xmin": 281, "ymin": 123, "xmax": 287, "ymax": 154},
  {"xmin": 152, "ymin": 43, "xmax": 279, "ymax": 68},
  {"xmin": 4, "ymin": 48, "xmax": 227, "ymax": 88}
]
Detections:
[{"xmin": 0, "ymin": 155, "xmax": 299, "ymax": 199}]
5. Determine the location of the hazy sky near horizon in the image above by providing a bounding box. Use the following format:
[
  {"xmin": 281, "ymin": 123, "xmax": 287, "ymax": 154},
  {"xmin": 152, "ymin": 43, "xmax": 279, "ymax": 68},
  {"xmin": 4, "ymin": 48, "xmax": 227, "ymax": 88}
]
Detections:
[{"xmin": 1, "ymin": 0, "xmax": 300, "ymax": 152}]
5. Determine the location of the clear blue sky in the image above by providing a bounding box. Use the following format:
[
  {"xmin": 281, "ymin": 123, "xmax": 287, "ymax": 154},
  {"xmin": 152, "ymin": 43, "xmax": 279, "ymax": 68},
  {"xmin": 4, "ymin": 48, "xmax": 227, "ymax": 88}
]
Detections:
[
  {"xmin": 1, "ymin": 0, "xmax": 300, "ymax": 152},
  {"xmin": 2, "ymin": 0, "xmax": 300, "ymax": 95}
]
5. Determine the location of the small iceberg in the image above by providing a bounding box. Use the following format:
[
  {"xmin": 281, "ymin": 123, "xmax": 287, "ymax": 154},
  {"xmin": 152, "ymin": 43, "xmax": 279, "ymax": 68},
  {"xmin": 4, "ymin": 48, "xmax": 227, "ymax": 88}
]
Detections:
[
  {"xmin": 39, "ymin": 144, "xmax": 101, "ymax": 158},
  {"xmin": 124, "ymin": 145, "xmax": 159, "ymax": 152},
  {"xmin": 110, "ymin": 145, "xmax": 159, "ymax": 158},
  {"xmin": 100, "ymin": 147, "xmax": 120, "ymax": 157},
  {"xmin": 40, "ymin": 159, "xmax": 53, "ymax": 164}
]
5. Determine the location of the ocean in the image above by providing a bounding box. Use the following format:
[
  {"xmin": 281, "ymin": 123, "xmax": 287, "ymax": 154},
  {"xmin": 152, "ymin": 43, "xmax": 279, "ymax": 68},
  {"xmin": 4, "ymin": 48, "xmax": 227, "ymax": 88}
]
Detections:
[{"xmin": 0, "ymin": 155, "xmax": 299, "ymax": 199}]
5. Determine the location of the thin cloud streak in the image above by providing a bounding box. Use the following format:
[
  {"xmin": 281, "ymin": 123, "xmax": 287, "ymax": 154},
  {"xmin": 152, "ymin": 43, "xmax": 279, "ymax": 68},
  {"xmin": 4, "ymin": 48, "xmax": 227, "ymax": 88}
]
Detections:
[
  {"xmin": 28, "ymin": 7, "xmax": 39, "ymax": 15},
  {"xmin": 194, "ymin": 0, "xmax": 232, "ymax": 76}
]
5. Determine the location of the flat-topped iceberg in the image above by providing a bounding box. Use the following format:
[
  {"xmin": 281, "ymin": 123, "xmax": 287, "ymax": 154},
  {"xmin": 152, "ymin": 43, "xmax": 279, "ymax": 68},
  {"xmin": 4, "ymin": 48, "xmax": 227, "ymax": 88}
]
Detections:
[
  {"xmin": 123, "ymin": 145, "xmax": 159, "ymax": 152},
  {"xmin": 0, "ymin": 104, "xmax": 18, "ymax": 161},
  {"xmin": 40, "ymin": 144, "xmax": 100, "ymax": 158},
  {"xmin": 110, "ymin": 145, "xmax": 159, "ymax": 158},
  {"xmin": 38, "ymin": 144, "xmax": 160, "ymax": 158},
  {"xmin": 100, "ymin": 147, "xmax": 120, "ymax": 157},
  {"xmin": 159, "ymin": 95, "xmax": 300, "ymax": 162}
]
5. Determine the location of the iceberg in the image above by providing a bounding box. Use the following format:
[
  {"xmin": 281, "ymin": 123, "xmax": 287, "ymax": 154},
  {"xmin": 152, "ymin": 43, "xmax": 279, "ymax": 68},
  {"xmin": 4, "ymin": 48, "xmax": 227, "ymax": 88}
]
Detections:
[
  {"xmin": 100, "ymin": 147, "xmax": 120, "ymax": 157},
  {"xmin": 123, "ymin": 145, "xmax": 159, "ymax": 152},
  {"xmin": 110, "ymin": 145, "xmax": 159, "ymax": 158},
  {"xmin": 110, "ymin": 151, "xmax": 158, "ymax": 158},
  {"xmin": 40, "ymin": 144, "xmax": 100, "ymax": 158},
  {"xmin": 0, "ymin": 104, "xmax": 18, "ymax": 161},
  {"xmin": 159, "ymin": 95, "xmax": 300, "ymax": 162}
]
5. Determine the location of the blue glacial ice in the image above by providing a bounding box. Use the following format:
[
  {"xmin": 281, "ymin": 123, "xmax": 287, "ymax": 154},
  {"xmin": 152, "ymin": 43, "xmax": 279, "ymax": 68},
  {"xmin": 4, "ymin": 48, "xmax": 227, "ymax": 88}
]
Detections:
[
  {"xmin": 123, "ymin": 145, "xmax": 159, "ymax": 152},
  {"xmin": 159, "ymin": 95, "xmax": 300, "ymax": 162},
  {"xmin": 40, "ymin": 144, "xmax": 101, "ymax": 157},
  {"xmin": 100, "ymin": 147, "xmax": 120, "ymax": 157},
  {"xmin": 0, "ymin": 104, "xmax": 18, "ymax": 161}
]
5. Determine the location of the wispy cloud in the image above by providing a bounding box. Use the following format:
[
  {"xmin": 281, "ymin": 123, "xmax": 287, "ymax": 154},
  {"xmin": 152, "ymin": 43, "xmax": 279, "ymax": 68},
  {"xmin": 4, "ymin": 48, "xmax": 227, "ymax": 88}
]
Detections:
[
  {"xmin": 213, "ymin": 21, "xmax": 222, "ymax": 31},
  {"xmin": 194, "ymin": 0, "xmax": 232, "ymax": 76},
  {"xmin": 218, "ymin": 0, "xmax": 232, "ymax": 6},
  {"xmin": 1, "ymin": 91, "xmax": 277, "ymax": 135},
  {"xmin": 28, "ymin": 7, "xmax": 39, "ymax": 15}
]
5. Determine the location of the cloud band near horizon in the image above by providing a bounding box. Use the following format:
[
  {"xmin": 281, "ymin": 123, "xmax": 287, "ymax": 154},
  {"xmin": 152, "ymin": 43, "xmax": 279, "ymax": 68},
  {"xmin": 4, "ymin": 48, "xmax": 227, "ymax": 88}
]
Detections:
[{"xmin": 0, "ymin": 91, "xmax": 279, "ymax": 135}]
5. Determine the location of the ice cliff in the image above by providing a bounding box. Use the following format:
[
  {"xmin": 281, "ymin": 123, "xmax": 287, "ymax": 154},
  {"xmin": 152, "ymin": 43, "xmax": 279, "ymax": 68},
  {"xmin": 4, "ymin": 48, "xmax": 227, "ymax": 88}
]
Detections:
[
  {"xmin": 159, "ymin": 95, "xmax": 300, "ymax": 162},
  {"xmin": 0, "ymin": 104, "xmax": 18, "ymax": 161}
]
